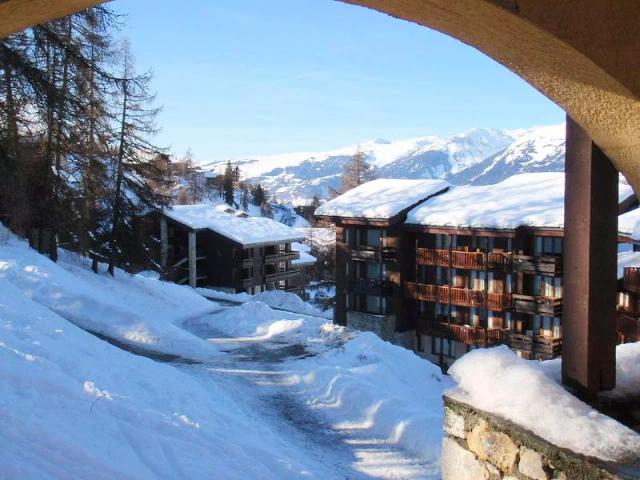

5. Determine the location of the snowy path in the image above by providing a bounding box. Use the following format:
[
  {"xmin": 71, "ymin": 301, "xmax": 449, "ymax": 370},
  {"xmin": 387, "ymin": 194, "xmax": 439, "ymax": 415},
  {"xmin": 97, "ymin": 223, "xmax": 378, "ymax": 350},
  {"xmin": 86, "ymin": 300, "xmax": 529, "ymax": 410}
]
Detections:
[{"xmin": 177, "ymin": 311, "xmax": 438, "ymax": 480}]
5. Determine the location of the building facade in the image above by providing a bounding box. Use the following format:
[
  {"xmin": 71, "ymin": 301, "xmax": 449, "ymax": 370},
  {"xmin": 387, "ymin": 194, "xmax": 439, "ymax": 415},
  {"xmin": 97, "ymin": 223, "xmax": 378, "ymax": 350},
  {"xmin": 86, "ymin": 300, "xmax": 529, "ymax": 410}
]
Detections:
[
  {"xmin": 161, "ymin": 204, "xmax": 306, "ymax": 294},
  {"xmin": 318, "ymin": 174, "xmax": 640, "ymax": 369}
]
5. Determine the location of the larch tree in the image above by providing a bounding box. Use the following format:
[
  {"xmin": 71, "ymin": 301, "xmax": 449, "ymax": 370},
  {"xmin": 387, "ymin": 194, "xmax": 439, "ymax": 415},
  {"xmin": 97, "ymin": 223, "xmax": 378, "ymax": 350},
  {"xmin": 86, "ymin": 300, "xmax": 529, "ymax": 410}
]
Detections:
[
  {"xmin": 106, "ymin": 38, "xmax": 168, "ymax": 276},
  {"xmin": 222, "ymin": 160, "xmax": 235, "ymax": 206},
  {"xmin": 336, "ymin": 146, "xmax": 375, "ymax": 196}
]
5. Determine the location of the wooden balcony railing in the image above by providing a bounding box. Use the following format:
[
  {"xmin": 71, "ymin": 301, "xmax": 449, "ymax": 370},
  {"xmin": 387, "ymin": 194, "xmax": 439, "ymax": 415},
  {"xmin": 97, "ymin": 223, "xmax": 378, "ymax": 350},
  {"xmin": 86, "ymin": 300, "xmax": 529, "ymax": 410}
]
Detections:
[
  {"xmin": 507, "ymin": 332, "xmax": 562, "ymax": 358},
  {"xmin": 416, "ymin": 248, "xmax": 512, "ymax": 270},
  {"xmin": 623, "ymin": 267, "xmax": 640, "ymax": 294},
  {"xmin": 404, "ymin": 282, "xmax": 511, "ymax": 311},
  {"xmin": 423, "ymin": 321, "xmax": 504, "ymax": 347},
  {"xmin": 617, "ymin": 312, "xmax": 640, "ymax": 343},
  {"xmin": 264, "ymin": 251, "xmax": 300, "ymax": 263},
  {"xmin": 265, "ymin": 269, "xmax": 300, "ymax": 283},
  {"xmin": 349, "ymin": 245, "xmax": 396, "ymax": 261},
  {"xmin": 512, "ymin": 294, "xmax": 563, "ymax": 315},
  {"xmin": 513, "ymin": 254, "xmax": 562, "ymax": 275}
]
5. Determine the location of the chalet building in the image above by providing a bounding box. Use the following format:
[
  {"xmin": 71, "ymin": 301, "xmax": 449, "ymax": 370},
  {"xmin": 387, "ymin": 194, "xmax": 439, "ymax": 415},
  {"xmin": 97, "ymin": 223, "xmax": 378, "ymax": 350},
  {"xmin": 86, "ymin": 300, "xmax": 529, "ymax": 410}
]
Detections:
[
  {"xmin": 160, "ymin": 204, "xmax": 306, "ymax": 294},
  {"xmin": 315, "ymin": 178, "xmax": 450, "ymax": 348},
  {"xmin": 318, "ymin": 173, "xmax": 640, "ymax": 369}
]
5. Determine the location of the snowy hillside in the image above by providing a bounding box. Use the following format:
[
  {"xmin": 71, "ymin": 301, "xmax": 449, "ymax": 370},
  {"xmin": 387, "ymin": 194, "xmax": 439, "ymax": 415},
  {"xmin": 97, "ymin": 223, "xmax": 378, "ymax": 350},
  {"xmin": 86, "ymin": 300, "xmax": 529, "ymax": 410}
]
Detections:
[
  {"xmin": 201, "ymin": 125, "xmax": 567, "ymax": 204},
  {"xmin": 0, "ymin": 225, "xmax": 451, "ymax": 479}
]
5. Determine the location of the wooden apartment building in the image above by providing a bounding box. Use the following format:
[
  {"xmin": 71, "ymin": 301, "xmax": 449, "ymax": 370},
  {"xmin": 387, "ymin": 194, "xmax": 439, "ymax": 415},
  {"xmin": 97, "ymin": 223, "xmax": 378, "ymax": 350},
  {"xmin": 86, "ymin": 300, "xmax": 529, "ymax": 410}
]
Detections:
[
  {"xmin": 160, "ymin": 204, "xmax": 308, "ymax": 293},
  {"xmin": 317, "ymin": 173, "xmax": 640, "ymax": 368}
]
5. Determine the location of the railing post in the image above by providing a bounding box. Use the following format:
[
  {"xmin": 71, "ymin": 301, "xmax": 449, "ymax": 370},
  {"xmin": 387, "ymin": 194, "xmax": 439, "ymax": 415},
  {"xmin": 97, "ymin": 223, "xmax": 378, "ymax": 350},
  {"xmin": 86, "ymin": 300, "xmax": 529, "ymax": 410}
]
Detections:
[
  {"xmin": 562, "ymin": 116, "xmax": 617, "ymax": 396},
  {"xmin": 188, "ymin": 230, "xmax": 197, "ymax": 288}
]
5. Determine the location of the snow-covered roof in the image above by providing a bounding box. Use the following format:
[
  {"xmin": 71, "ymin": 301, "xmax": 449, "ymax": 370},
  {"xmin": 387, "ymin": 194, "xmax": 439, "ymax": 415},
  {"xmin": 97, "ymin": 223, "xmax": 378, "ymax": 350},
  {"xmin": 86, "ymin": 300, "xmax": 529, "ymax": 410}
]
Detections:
[
  {"xmin": 291, "ymin": 242, "xmax": 317, "ymax": 266},
  {"xmin": 619, "ymin": 207, "xmax": 640, "ymax": 239},
  {"xmin": 314, "ymin": 179, "xmax": 449, "ymax": 220},
  {"xmin": 164, "ymin": 204, "xmax": 304, "ymax": 248},
  {"xmin": 406, "ymin": 172, "xmax": 635, "ymax": 232},
  {"xmin": 618, "ymin": 251, "xmax": 640, "ymax": 279}
]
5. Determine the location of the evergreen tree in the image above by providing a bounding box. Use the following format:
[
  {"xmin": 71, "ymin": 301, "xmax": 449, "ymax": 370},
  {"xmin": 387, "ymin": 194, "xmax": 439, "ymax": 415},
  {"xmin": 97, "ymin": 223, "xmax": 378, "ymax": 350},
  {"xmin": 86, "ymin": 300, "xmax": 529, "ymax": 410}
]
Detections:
[
  {"xmin": 239, "ymin": 181, "xmax": 250, "ymax": 211},
  {"xmin": 251, "ymin": 183, "xmax": 266, "ymax": 206},
  {"xmin": 106, "ymin": 38, "xmax": 168, "ymax": 275},
  {"xmin": 222, "ymin": 160, "xmax": 234, "ymax": 206}
]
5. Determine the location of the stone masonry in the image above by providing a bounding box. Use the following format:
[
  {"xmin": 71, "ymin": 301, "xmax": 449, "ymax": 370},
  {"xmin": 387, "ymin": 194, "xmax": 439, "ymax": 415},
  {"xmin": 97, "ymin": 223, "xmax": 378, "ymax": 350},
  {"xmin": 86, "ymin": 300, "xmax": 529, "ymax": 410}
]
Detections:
[{"xmin": 442, "ymin": 396, "xmax": 638, "ymax": 480}]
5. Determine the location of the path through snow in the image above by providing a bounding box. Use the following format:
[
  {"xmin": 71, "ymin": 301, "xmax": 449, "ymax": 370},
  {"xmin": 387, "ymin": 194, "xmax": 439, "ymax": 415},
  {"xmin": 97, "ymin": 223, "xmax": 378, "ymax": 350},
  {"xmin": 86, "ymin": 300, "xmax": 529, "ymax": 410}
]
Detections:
[{"xmin": 178, "ymin": 309, "xmax": 439, "ymax": 480}]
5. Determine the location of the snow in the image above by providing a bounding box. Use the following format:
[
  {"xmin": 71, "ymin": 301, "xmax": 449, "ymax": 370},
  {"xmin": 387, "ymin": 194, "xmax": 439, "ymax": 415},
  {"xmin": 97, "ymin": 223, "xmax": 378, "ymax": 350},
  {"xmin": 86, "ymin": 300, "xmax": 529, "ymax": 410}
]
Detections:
[
  {"xmin": 448, "ymin": 346, "xmax": 640, "ymax": 462},
  {"xmin": 617, "ymin": 250, "xmax": 640, "ymax": 279},
  {"xmin": 1, "ymin": 223, "xmax": 449, "ymax": 478},
  {"xmin": 315, "ymin": 178, "xmax": 450, "ymax": 220},
  {"xmin": 164, "ymin": 203, "xmax": 304, "ymax": 247},
  {"xmin": 197, "ymin": 287, "xmax": 332, "ymax": 319},
  {"xmin": 292, "ymin": 241, "xmax": 317, "ymax": 266},
  {"xmin": 407, "ymin": 172, "xmax": 634, "ymax": 232},
  {"xmin": 0, "ymin": 227, "xmax": 218, "ymax": 361},
  {"xmin": 619, "ymin": 206, "xmax": 640, "ymax": 239}
]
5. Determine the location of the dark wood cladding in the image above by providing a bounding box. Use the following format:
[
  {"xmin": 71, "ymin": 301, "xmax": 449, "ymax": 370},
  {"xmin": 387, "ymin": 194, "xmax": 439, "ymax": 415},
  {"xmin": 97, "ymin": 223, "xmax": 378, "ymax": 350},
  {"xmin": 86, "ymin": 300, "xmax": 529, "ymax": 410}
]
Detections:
[
  {"xmin": 513, "ymin": 254, "xmax": 562, "ymax": 275},
  {"xmin": 507, "ymin": 332, "xmax": 562, "ymax": 359},
  {"xmin": 623, "ymin": 267, "xmax": 640, "ymax": 294},
  {"xmin": 512, "ymin": 293, "xmax": 563, "ymax": 315},
  {"xmin": 348, "ymin": 278, "xmax": 394, "ymax": 296}
]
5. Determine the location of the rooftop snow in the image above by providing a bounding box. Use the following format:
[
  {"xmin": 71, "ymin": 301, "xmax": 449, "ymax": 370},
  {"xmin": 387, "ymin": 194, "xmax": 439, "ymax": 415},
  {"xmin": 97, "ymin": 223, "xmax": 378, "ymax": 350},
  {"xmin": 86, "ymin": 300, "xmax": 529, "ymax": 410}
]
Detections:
[
  {"xmin": 314, "ymin": 178, "xmax": 449, "ymax": 220},
  {"xmin": 618, "ymin": 250, "xmax": 640, "ymax": 279},
  {"xmin": 619, "ymin": 206, "xmax": 640, "ymax": 239},
  {"xmin": 407, "ymin": 172, "xmax": 634, "ymax": 232},
  {"xmin": 291, "ymin": 241, "xmax": 317, "ymax": 266},
  {"xmin": 164, "ymin": 204, "xmax": 303, "ymax": 247}
]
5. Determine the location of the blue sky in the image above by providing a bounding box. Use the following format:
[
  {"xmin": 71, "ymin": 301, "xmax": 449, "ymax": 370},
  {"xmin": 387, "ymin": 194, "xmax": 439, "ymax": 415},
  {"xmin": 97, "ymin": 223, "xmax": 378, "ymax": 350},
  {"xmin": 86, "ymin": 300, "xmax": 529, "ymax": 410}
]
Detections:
[{"xmin": 115, "ymin": 0, "xmax": 564, "ymax": 162}]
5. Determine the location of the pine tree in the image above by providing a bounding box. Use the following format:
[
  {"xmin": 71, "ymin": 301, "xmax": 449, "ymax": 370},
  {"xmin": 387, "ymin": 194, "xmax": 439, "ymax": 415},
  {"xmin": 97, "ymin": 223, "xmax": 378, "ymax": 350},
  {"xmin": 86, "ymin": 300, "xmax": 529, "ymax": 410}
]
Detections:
[
  {"xmin": 251, "ymin": 183, "xmax": 266, "ymax": 206},
  {"xmin": 106, "ymin": 38, "xmax": 168, "ymax": 275},
  {"xmin": 222, "ymin": 160, "xmax": 234, "ymax": 206}
]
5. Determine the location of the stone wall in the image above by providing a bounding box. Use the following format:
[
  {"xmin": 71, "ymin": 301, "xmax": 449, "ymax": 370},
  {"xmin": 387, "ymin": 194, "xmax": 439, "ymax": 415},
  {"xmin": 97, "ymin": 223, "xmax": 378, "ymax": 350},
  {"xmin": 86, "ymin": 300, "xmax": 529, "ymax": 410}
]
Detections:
[
  {"xmin": 442, "ymin": 395, "xmax": 635, "ymax": 480},
  {"xmin": 346, "ymin": 311, "xmax": 396, "ymax": 341}
]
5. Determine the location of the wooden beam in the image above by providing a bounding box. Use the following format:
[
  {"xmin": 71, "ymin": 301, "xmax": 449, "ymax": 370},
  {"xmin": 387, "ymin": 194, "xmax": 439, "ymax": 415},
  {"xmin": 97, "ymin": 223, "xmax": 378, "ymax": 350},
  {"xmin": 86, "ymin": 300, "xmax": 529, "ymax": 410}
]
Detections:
[
  {"xmin": 160, "ymin": 217, "xmax": 168, "ymax": 270},
  {"xmin": 562, "ymin": 116, "xmax": 617, "ymax": 396},
  {"xmin": 188, "ymin": 231, "xmax": 197, "ymax": 288}
]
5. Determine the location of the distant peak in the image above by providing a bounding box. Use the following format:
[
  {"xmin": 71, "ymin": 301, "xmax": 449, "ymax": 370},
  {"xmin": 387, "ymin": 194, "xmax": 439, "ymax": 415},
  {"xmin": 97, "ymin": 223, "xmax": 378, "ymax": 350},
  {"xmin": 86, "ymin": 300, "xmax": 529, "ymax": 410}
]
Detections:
[{"xmin": 373, "ymin": 138, "xmax": 391, "ymax": 145}]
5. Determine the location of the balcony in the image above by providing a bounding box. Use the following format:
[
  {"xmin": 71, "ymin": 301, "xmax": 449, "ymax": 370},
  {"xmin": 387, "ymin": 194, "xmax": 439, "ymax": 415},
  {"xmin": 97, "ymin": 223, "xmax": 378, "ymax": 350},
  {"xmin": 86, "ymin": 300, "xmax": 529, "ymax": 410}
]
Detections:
[
  {"xmin": 513, "ymin": 254, "xmax": 562, "ymax": 276},
  {"xmin": 422, "ymin": 320, "xmax": 504, "ymax": 347},
  {"xmin": 240, "ymin": 258, "xmax": 254, "ymax": 268},
  {"xmin": 348, "ymin": 278, "xmax": 394, "ymax": 296},
  {"xmin": 617, "ymin": 312, "xmax": 640, "ymax": 343},
  {"xmin": 512, "ymin": 293, "xmax": 563, "ymax": 315},
  {"xmin": 404, "ymin": 282, "xmax": 512, "ymax": 311},
  {"xmin": 349, "ymin": 245, "xmax": 397, "ymax": 261},
  {"xmin": 416, "ymin": 248, "xmax": 512, "ymax": 270},
  {"xmin": 623, "ymin": 267, "xmax": 640, "ymax": 294},
  {"xmin": 507, "ymin": 332, "xmax": 562, "ymax": 358},
  {"xmin": 265, "ymin": 269, "xmax": 300, "ymax": 283},
  {"xmin": 264, "ymin": 251, "xmax": 300, "ymax": 263}
]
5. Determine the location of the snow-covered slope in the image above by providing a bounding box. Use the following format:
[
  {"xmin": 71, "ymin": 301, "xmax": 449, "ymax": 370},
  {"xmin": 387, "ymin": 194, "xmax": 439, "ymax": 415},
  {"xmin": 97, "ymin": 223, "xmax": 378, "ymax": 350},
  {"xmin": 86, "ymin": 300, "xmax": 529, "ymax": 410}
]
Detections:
[
  {"xmin": 447, "ymin": 124, "xmax": 565, "ymax": 185},
  {"xmin": 201, "ymin": 125, "xmax": 568, "ymax": 204}
]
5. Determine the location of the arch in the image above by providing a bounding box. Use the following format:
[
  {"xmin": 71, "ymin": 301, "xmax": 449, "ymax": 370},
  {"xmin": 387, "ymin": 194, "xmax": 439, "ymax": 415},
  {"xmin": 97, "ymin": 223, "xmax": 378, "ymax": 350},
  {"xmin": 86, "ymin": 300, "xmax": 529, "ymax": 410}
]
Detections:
[{"xmin": 1, "ymin": 0, "xmax": 640, "ymax": 189}]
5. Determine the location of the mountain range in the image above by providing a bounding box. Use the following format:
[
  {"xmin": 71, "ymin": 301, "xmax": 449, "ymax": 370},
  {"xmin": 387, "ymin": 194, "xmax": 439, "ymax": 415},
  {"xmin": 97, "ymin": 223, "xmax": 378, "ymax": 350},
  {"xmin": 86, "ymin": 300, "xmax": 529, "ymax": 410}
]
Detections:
[{"xmin": 201, "ymin": 123, "xmax": 566, "ymax": 205}]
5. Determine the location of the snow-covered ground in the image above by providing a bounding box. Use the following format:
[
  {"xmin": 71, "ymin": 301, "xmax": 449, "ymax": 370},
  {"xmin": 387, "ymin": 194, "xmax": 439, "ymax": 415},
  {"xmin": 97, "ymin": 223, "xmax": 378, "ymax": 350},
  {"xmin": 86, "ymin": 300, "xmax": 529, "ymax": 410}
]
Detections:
[
  {"xmin": 449, "ymin": 346, "xmax": 640, "ymax": 463},
  {"xmin": 0, "ymin": 225, "xmax": 449, "ymax": 479}
]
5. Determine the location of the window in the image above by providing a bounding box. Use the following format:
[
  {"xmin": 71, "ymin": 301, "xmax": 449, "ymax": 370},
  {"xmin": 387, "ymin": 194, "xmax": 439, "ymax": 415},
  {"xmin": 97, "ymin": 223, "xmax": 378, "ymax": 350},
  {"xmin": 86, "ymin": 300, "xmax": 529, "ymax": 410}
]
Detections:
[
  {"xmin": 553, "ymin": 317, "xmax": 561, "ymax": 338},
  {"xmin": 533, "ymin": 315, "xmax": 541, "ymax": 335},
  {"xmin": 554, "ymin": 277, "xmax": 562, "ymax": 298},
  {"xmin": 553, "ymin": 238, "xmax": 563, "ymax": 255},
  {"xmin": 505, "ymin": 312, "xmax": 512, "ymax": 330},
  {"xmin": 366, "ymin": 229, "xmax": 380, "ymax": 247},
  {"xmin": 366, "ymin": 295, "xmax": 381, "ymax": 314},
  {"xmin": 345, "ymin": 293, "xmax": 350, "ymax": 309},
  {"xmin": 345, "ymin": 227, "xmax": 351, "ymax": 245},
  {"xmin": 443, "ymin": 339, "xmax": 454, "ymax": 357},
  {"xmin": 433, "ymin": 337, "xmax": 442, "ymax": 355},
  {"xmin": 506, "ymin": 274, "xmax": 513, "ymax": 293},
  {"xmin": 367, "ymin": 262, "xmax": 382, "ymax": 279}
]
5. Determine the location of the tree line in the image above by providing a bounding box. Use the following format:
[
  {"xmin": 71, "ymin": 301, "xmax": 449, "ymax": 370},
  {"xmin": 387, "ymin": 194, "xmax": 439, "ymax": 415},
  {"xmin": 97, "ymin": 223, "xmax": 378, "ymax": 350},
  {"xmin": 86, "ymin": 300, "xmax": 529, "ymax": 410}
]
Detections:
[{"xmin": 0, "ymin": 6, "xmax": 168, "ymax": 274}]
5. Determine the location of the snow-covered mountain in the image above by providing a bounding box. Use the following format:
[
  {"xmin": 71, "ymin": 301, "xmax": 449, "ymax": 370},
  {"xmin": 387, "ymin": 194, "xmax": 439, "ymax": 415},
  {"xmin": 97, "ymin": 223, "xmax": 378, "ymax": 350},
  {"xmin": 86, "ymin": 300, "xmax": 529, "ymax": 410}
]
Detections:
[{"xmin": 201, "ymin": 124, "xmax": 566, "ymax": 205}]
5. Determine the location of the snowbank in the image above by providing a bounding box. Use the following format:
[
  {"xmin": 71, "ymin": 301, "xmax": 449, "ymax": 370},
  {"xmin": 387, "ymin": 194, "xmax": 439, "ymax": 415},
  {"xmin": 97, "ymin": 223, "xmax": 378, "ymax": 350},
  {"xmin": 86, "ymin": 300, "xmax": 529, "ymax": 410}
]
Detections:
[
  {"xmin": 289, "ymin": 332, "xmax": 454, "ymax": 465},
  {"xmin": 164, "ymin": 203, "xmax": 303, "ymax": 247},
  {"xmin": 0, "ymin": 226, "xmax": 218, "ymax": 360},
  {"xmin": 448, "ymin": 346, "xmax": 640, "ymax": 462},
  {"xmin": 291, "ymin": 241, "xmax": 316, "ymax": 266},
  {"xmin": 315, "ymin": 178, "xmax": 450, "ymax": 219},
  {"xmin": 0, "ymin": 277, "xmax": 343, "ymax": 479},
  {"xmin": 197, "ymin": 287, "xmax": 332, "ymax": 319}
]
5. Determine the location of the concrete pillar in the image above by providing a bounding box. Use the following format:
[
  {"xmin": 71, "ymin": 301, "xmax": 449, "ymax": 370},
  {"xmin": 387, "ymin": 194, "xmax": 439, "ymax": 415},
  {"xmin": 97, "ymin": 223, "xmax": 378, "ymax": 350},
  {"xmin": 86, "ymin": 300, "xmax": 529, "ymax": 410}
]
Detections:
[
  {"xmin": 562, "ymin": 116, "xmax": 617, "ymax": 396},
  {"xmin": 188, "ymin": 231, "xmax": 197, "ymax": 288},
  {"xmin": 160, "ymin": 217, "xmax": 168, "ymax": 269}
]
